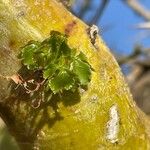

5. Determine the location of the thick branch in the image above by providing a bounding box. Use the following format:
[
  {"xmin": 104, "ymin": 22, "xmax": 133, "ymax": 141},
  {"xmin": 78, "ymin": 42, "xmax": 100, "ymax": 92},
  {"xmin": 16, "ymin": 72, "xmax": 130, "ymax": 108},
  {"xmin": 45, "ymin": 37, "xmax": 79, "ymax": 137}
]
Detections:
[{"xmin": 0, "ymin": 0, "xmax": 150, "ymax": 149}]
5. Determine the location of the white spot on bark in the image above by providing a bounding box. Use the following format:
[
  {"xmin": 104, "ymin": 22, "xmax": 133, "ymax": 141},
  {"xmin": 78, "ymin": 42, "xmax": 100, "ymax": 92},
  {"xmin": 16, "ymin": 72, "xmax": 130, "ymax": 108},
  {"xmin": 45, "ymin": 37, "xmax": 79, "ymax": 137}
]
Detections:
[
  {"xmin": 79, "ymin": 88, "xmax": 85, "ymax": 94},
  {"xmin": 73, "ymin": 129, "xmax": 79, "ymax": 133},
  {"xmin": 91, "ymin": 94, "xmax": 98, "ymax": 101},
  {"xmin": 37, "ymin": 130, "xmax": 46, "ymax": 140},
  {"xmin": 40, "ymin": 131, "xmax": 46, "ymax": 137},
  {"xmin": 89, "ymin": 25, "xmax": 99, "ymax": 40},
  {"xmin": 74, "ymin": 109, "xmax": 80, "ymax": 114},
  {"xmin": 106, "ymin": 104, "xmax": 119, "ymax": 143},
  {"xmin": 88, "ymin": 25, "xmax": 99, "ymax": 48},
  {"xmin": 33, "ymin": 146, "xmax": 39, "ymax": 150}
]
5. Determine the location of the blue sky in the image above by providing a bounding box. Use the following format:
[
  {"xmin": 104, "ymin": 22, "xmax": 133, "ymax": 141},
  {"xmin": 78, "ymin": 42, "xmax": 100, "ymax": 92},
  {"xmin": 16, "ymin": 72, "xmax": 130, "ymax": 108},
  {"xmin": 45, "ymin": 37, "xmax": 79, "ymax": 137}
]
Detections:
[{"xmin": 72, "ymin": 0, "xmax": 150, "ymax": 55}]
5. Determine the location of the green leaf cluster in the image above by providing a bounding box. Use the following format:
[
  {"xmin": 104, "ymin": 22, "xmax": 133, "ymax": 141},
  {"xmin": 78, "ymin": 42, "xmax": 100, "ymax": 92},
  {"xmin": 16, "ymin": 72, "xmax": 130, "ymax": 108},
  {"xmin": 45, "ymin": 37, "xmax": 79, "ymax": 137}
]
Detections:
[{"xmin": 19, "ymin": 31, "xmax": 93, "ymax": 94}]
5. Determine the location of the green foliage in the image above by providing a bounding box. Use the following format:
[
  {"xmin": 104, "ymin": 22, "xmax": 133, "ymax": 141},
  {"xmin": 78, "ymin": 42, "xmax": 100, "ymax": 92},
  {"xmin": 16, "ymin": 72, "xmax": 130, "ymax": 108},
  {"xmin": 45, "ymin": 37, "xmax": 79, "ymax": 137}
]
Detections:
[{"xmin": 19, "ymin": 31, "xmax": 93, "ymax": 96}]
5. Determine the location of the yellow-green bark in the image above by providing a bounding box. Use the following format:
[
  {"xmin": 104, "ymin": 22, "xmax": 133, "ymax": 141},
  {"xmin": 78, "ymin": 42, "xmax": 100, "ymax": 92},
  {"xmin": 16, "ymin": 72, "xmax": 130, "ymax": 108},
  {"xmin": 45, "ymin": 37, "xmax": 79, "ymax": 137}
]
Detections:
[{"xmin": 0, "ymin": 0, "xmax": 150, "ymax": 149}]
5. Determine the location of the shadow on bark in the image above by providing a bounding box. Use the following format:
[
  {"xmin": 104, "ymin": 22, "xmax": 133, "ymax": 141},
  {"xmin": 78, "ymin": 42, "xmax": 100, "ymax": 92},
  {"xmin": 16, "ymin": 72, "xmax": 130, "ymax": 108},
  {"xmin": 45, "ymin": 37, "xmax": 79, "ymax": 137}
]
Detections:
[{"xmin": 0, "ymin": 65, "xmax": 82, "ymax": 149}]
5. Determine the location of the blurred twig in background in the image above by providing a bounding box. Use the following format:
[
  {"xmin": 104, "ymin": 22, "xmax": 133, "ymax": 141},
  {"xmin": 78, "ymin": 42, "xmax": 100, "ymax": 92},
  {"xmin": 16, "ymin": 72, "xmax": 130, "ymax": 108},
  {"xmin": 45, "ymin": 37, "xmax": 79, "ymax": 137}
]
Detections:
[
  {"xmin": 123, "ymin": 0, "xmax": 150, "ymax": 21},
  {"xmin": 136, "ymin": 22, "xmax": 150, "ymax": 29},
  {"xmin": 123, "ymin": 0, "xmax": 150, "ymax": 31},
  {"xmin": 117, "ymin": 45, "xmax": 150, "ymax": 114},
  {"xmin": 90, "ymin": 0, "xmax": 109, "ymax": 24},
  {"xmin": 72, "ymin": 0, "xmax": 110, "ymax": 25},
  {"xmin": 78, "ymin": 0, "xmax": 92, "ymax": 19}
]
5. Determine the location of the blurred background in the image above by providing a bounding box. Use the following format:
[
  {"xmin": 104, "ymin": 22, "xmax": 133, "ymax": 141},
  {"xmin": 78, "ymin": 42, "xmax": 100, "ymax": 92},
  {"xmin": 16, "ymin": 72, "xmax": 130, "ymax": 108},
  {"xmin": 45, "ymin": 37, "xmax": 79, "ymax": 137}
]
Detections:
[{"xmin": 1, "ymin": 0, "xmax": 150, "ymax": 149}]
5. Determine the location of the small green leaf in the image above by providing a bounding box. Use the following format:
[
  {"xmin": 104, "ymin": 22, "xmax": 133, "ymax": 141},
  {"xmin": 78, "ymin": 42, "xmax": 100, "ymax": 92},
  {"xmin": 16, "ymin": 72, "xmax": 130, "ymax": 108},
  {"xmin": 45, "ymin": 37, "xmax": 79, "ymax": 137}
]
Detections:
[
  {"xmin": 60, "ymin": 41, "xmax": 71, "ymax": 57},
  {"xmin": 34, "ymin": 52, "xmax": 46, "ymax": 69},
  {"xmin": 19, "ymin": 41, "xmax": 40, "ymax": 70},
  {"xmin": 43, "ymin": 64, "xmax": 56, "ymax": 79},
  {"xmin": 76, "ymin": 52, "xmax": 88, "ymax": 62},
  {"xmin": 48, "ymin": 71, "xmax": 75, "ymax": 93},
  {"xmin": 73, "ymin": 59, "xmax": 92, "ymax": 85},
  {"xmin": 19, "ymin": 31, "xmax": 93, "ymax": 99}
]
